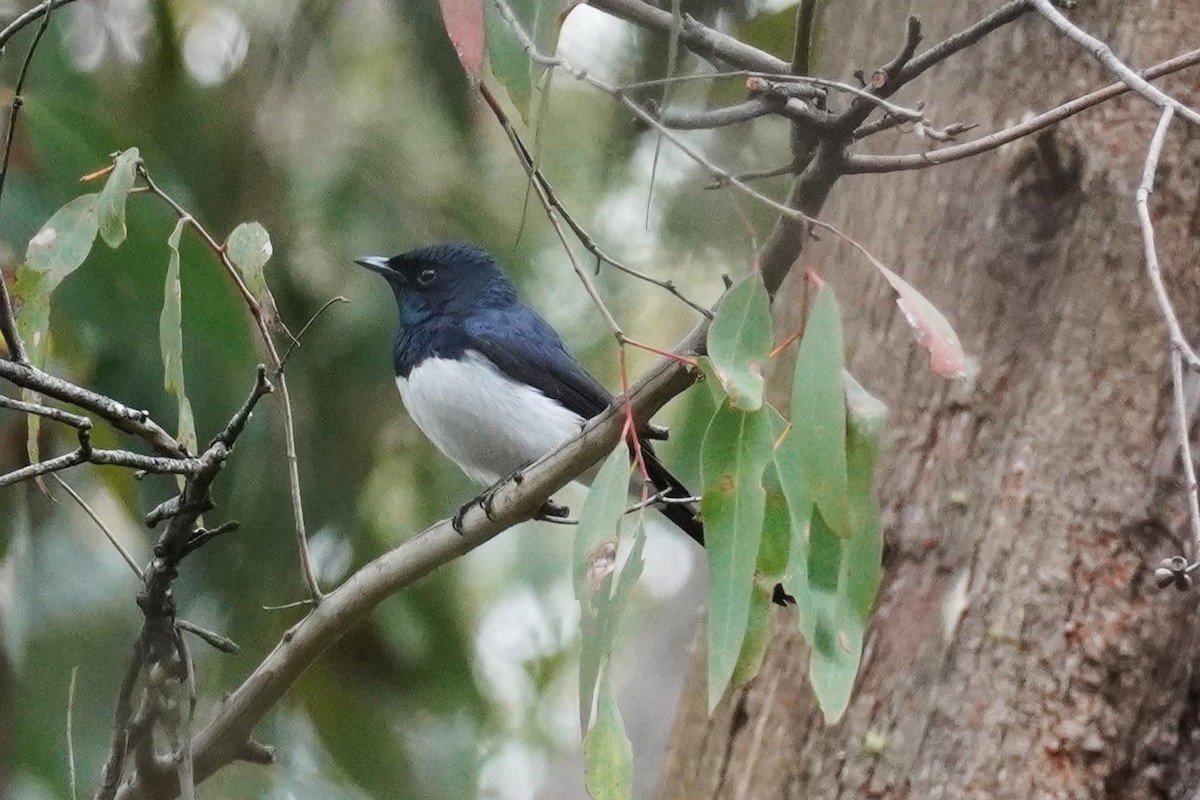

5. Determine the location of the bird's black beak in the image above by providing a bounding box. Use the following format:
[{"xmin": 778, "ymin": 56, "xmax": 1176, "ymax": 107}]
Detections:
[{"xmin": 354, "ymin": 256, "xmax": 392, "ymax": 275}]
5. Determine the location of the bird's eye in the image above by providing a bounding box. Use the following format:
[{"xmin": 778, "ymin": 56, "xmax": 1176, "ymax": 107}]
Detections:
[{"xmin": 417, "ymin": 269, "xmax": 436, "ymax": 287}]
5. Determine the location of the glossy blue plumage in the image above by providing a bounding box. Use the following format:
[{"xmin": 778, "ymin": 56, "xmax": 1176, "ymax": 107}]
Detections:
[{"xmin": 357, "ymin": 242, "xmax": 704, "ymax": 545}]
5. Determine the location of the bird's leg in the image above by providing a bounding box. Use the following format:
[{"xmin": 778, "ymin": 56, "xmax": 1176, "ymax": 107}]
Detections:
[
  {"xmin": 537, "ymin": 499, "xmax": 570, "ymax": 521},
  {"xmin": 453, "ymin": 469, "xmax": 528, "ymax": 535}
]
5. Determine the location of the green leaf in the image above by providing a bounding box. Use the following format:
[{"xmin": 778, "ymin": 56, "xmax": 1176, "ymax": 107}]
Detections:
[
  {"xmin": 575, "ymin": 446, "xmax": 633, "ymax": 734},
  {"xmin": 583, "ymin": 675, "xmax": 633, "ymax": 800},
  {"xmin": 707, "ymin": 271, "xmax": 772, "ymax": 411},
  {"xmin": 160, "ymin": 219, "xmax": 197, "ymax": 455},
  {"xmin": 777, "ymin": 372, "xmax": 886, "ymax": 723},
  {"xmin": 224, "ymin": 222, "xmax": 273, "ymax": 299},
  {"xmin": 701, "ymin": 400, "xmax": 774, "ymax": 709},
  {"xmin": 97, "ymin": 147, "xmax": 139, "ymax": 248},
  {"xmin": 791, "ymin": 284, "xmax": 850, "ymax": 538},
  {"xmin": 485, "ymin": 3, "xmax": 532, "ymax": 116},
  {"xmin": 730, "ymin": 459, "xmax": 791, "ymax": 690},
  {"xmin": 16, "ymin": 193, "xmax": 102, "ymax": 460},
  {"xmin": 25, "ymin": 193, "xmax": 100, "ymax": 281}
]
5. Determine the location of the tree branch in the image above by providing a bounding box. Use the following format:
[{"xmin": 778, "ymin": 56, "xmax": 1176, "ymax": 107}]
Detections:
[
  {"xmin": 585, "ymin": 0, "xmax": 788, "ymax": 74},
  {"xmin": 0, "ymin": 358, "xmax": 185, "ymax": 455},
  {"xmin": 1030, "ymin": 0, "xmax": 1200, "ymax": 128},
  {"xmin": 845, "ymin": 47, "xmax": 1200, "ymax": 174}
]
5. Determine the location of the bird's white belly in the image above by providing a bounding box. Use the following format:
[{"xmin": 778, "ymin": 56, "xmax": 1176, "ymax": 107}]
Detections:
[{"xmin": 396, "ymin": 351, "xmax": 586, "ymax": 485}]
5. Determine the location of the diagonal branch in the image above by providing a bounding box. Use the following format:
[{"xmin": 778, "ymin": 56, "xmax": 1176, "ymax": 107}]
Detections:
[
  {"xmin": 0, "ymin": 358, "xmax": 185, "ymax": 455},
  {"xmin": 1030, "ymin": 0, "xmax": 1200, "ymax": 128},
  {"xmin": 845, "ymin": 47, "xmax": 1200, "ymax": 174},
  {"xmin": 586, "ymin": 0, "xmax": 788, "ymax": 74}
]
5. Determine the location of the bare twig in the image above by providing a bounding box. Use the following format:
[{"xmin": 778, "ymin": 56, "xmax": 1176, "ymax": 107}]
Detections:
[
  {"xmin": 846, "ymin": 47, "xmax": 1200, "ymax": 173},
  {"xmin": 0, "ymin": 393, "xmax": 91, "ymax": 428},
  {"xmin": 0, "ymin": 0, "xmax": 79, "ymax": 50},
  {"xmin": 173, "ymin": 631, "xmax": 196, "ymax": 800},
  {"xmin": 96, "ymin": 639, "xmax": 144, "ymax": 800},
  {"xmin": 280, "ymin": 295, "xmax": 348, "ymax": 367},
  {"xmin": 138, "ymin": 168, "xmax": 322, "ymax": 602},
  {"xmin": 53, "ymin": 474, "xmax": 144, "ymax": 579},
  {"xmin": 1030, "ymin": 0, "xmax": 1200, "ymax": 128},
  {"xmin": 0, "ymin": 0, "xmax": 54, "ymax": 364},
  {"xmin": 1136, "ymin": 108, "xmax": 1200, "ymax": 565},
  {"xmin": 478, "ymin": 84, "xmax": 711, "ymax": 318},
  {"xmin": 68, "ymin": 665, "xmax": 79, "ymax": 800},
  {"xmin": 655, "ymin": 96, "xmax": 834, "ymax": 131},
  {"xmin": 0, "ymin": 441, "xmax": 202, "ymax": 488},
  {"xmin": 586, "ymin": 0, "xmax": 788, "ymax": 74},
  {"xmin": 0, "ymin": 358, "xmax": 185, "ymax": 455},
  {"xmin": 176, "ymin": 619, "xmax": 240, "ymax": 655}
]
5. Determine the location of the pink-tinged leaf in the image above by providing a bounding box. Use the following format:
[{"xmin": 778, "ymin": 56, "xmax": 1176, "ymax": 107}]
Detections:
[
  {"xmin": 874, "ymin": 263, "xmax": 967, "ymax": 378},
  {"xmin": 439, "ymin": 0, "xmax": 486, "ymax": 79}
]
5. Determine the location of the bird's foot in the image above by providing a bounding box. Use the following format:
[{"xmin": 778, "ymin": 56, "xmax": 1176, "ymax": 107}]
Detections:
[
  {"xmin": 536, "ymin": 499, "xmax": 571, "ymax": 523},
  {"xmin": 452, "ymin": 470, "xmax": 528, "ymax": 536}
]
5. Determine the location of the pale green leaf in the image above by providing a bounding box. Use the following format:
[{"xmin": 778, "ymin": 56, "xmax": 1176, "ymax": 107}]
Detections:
[
  {"xmin": 97, "ymin": 148, "xmax": 139, "ymax": 248},
  {"xmin": 701, "ymin": 400, "xmax": 774, "ymax": 709},
  {"xmin": 707, "ymin": 271, "xmax": 773, "ymax": 411},
  {"xmin": 225, "ymin": 222, "xmax": 273, "ymax": 299},
  {"xmin": 583, "ymin": 675, "xmax": 633, "ymax": 800},
  {"xmin": 160, "ymin": 219, "xmax": 197, "ymax": 455},
  {"xmin": 730, "ymin": 460, "xmax": 791, "ymax": 690},
  {"xmin": 575, "ymin": 446, "xmax": 633, "ymax": 733},
  {"xmin": 791, "ymin": 284, "xmax": 850, "ymax": 538},
  {"xmin": 25, "ymin": 194, "xmax": 99, "ymax": 280}
]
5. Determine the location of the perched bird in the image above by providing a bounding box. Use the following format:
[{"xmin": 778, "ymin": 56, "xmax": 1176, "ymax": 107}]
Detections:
[{"xmin": 354, "ymin": 242, "xmax": 703, "ymax": 542}]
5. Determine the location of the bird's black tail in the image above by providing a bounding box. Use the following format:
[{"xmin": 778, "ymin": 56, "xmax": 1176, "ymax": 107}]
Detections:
[{"xmin": 640, "ymin": 444, "xmax": 704, "ymax": 546}]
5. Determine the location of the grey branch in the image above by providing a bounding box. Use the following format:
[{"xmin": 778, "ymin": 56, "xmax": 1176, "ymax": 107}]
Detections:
[
  {"xmin": 0, "ymin": 441, "xmax": 203, "ymax": 488},
  {"xmin": 0, "ymin": 393, "xmax": 91, "ymax": 428},
  {"xmin": 846, "ymin": 47, "xmax": 1200, "ymax": 174},
  {"xmin": 1030, "ymin": 0, "xmax": 1200, "ymax": 128},
  {"xmin": 0, "ymin": 358, "xmax": 185, "ymax": 455},
  {"xmin": 585, "ymin": 0, "xmax": 788, "ymax": 74}
]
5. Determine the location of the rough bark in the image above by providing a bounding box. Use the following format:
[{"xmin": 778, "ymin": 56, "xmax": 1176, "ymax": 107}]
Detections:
[{"xmin": 661, "ymin": 1, "xmax": 1200, "ymax": 798}]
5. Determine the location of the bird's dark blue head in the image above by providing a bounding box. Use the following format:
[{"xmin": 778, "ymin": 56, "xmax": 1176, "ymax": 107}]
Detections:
[{"xmin": 355, "ymin": 242, "xmax": 518, "ymax": 324}]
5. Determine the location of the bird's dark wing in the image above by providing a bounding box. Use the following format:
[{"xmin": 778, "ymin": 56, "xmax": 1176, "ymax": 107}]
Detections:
[
  {"xmin": 464, "ymin": 304, "xmax": 723, "ymax": 557},
  {"xmin": 463, "ymin": 304, "xmax": 613, "ymax": 420}
]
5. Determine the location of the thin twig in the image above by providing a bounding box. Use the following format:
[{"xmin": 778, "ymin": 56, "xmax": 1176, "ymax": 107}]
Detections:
[
  {"xmin": 67, "ymin": 665, "xmax": 79, "ymax": 800},
  {"xmin": 0, "ymin": 358, "xmax": 185, "ymax": 455},
  {"xmin": 173, "ymin": 631, "xmax": 196, "ymax": 800},
  {"xmin": 96, "ymin": 638, "xmax": 144, "ymax": 800},
  {"xmin": 0, "ymin": 393, "xmax": 91, "ymax": 428},
  {"xmin": 280, "ymin": 295, "xmax": 348, "ymax": 367},
  {"xmin": 1136, "ymin": 107, "xmax": 1200, "ymax": 564},
  {"xmin": 0, "ymin": 443, "xmax": 202, "ymax": 488},
  {"xmin": 138, "ymin": 167, "xmax": 322, "ymax": 602},
  {"xmin": 53, "ymin": 474, "xmax": 144, "ymax": 579},
  {"xmin": 846, "ymin": 46, "xmax": 1200, "ymax": 173},
  {"xmin": 478, "ymin": 84, "xmax": 712, "ymax": 318},
  {"xmin": 1030, "ymin": 0, "xmax": 1200, "ymax": 128},
  {"xmin": 0, "ymin": 0, "xmax": 55, "ymax": 365},
  {"xmin": 176, "ymin": 619, "xmax": 241, "ymax": 654}
]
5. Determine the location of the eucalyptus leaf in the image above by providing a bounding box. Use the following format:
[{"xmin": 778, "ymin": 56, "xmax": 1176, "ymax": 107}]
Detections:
[
  {"xmin": 97, "ymin": 147, "xmax": 139, "ymax": 248},
  {"xmin": 701, "ymin": 400, "xmax": 774, "ymax": 709},
  {"xmin": 792, "ymin": 284, "xmax": 850, "ymax": 538},
  {"xmin": 575, "ymin": 446, "xmax": 633, "ymax": 734},
  {"xmin": 707, "ymin": 270, "xmax": 772, "ymax": 411},
  {"xmin": 583, "ymin": 675, "xmax": 633, "ymax": 800},
  {"xmin": 225, "ymin": 221, "xmax": 273, "ymax": 299},
  {"xmin": 160, "ymin": 218, "xmax": 197, "ymax": 455}
]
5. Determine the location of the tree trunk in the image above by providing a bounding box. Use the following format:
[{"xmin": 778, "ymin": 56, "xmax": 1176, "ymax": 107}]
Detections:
[{"xmin": 661, "ymin": 1, "xmax": 1200, "ymax": 797}]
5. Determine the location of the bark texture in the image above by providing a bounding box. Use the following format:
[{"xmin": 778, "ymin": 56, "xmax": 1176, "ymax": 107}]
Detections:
[{"xmin": 661, "ymin": 1, "xmax": 1200, "ymax": 797}]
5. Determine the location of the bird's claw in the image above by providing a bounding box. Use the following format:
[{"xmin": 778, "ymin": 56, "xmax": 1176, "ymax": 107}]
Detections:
[{"xmin": 537, "ymin": 499, "xmax": 570, "ymax": 521}]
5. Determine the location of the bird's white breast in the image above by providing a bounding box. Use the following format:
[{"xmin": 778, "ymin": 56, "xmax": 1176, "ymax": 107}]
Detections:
[{"xmin": 396, "ymin": 351, "xmax": 586, "ymax": 486}]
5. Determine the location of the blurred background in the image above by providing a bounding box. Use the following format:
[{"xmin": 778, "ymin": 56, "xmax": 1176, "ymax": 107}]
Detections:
[{"xmin": 0, "ymin": 0, "xmax": 799, "ymax": 797}]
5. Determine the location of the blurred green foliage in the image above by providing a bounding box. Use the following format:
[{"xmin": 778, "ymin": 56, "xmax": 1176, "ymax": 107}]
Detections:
[{"xmin": 0, "ymin": 1, "xmax": 795, "ymax": 798}]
